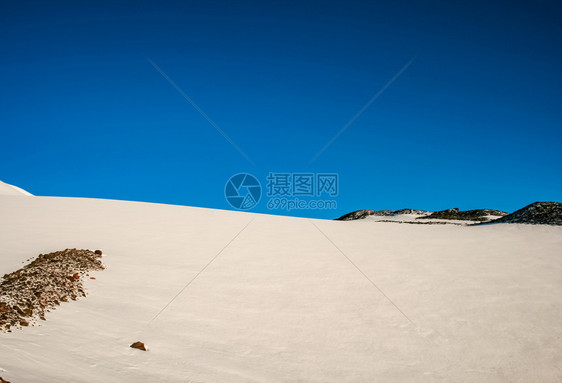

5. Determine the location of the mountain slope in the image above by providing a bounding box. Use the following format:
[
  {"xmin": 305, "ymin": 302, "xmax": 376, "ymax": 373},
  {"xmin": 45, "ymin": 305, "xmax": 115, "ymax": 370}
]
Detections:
[
  {"xmin": 0, "ymin": 180, "xmax": 33, "ymax": 196},
  {"xmin": 0, "ymin": 196, "xmax": 561, "ymax": 382}
]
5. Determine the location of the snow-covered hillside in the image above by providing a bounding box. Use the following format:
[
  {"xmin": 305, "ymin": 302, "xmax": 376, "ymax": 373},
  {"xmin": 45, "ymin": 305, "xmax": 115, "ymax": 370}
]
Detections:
[
  {"xmin": 0, "ymin": 195, "xmax": 561, "ymax": 382},
  {"xmin": 0, "ymin": 181, "xmax": 32, "ymax": 196}
]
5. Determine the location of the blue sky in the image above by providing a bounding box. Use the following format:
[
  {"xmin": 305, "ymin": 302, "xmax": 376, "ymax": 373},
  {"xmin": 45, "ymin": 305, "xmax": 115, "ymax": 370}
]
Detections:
[{"xmin": 1, "ymin": 0, "xmax": 560, "ymax": 219}]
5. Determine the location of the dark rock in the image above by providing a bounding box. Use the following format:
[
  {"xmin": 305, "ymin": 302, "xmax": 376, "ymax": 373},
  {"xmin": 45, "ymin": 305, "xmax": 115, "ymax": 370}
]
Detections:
[
  {"xmin": 94, "ymin": 250, "xmax": 103, "ymax": 256},
  {"xmin": 418, "ymin": 208, "xmax": 507, "ymax": 222},
  {"xmin": 335, "ymin": 210, "xmax": 391, "ymax": 221},
  {"xmin": 378, "ymin": 220, "xmax": 463, "ymax": 226},
  {"xmin": 489, "ymin": 202, "xmax": 562, "ymax": 225},
  {"xmin": 389, "ymin": 208, "xmax": 430, "ymax": 216},
  {"xmin": 130, "ymin": 341, "xmax": 147, "ymax": 351},
  {"xmin": 336, "ymin": 209, "xmax": 428, "ymax": 221}
]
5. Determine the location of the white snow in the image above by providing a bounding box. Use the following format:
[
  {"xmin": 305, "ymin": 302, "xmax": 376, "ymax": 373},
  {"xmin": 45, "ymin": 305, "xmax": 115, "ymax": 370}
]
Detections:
[
  {"xmin": 0, "ymin": 195, "xmax": 561, "ymax": 382},
  {"xmin": 0, "ymin": 181, "xmax": 33, "ymax": 196}
]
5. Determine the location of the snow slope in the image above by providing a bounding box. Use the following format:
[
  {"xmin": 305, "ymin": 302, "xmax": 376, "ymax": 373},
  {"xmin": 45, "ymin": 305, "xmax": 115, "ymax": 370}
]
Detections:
[
  {"xmin": 0, "ymin": 196, "xmax": 561, "ymax": 382},
  {"xmin": 0, "ymin": 180, "xmax": 33, "ymax": 196}
]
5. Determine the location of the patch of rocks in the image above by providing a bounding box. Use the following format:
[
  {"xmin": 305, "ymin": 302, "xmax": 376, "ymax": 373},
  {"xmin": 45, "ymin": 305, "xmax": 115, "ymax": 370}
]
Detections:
[
  {"xmin": 390, "ymin": 208, "xmax": 429, "ymax": 216},
  {"xmin": 0, "ymin": 249, "xmax": 104, "ymax": 332},
  {"xmin": 335, "ymin": 210, "xmax": 390, "ymax": 221},
  {"xmin": 336, "ymin": 202, "xmax": 562, "ymax": 225},
  {"xmin": 488, "ymin": 202, "xmax": 562, "ymax": 225},
  {"xmin": 377, "ymin": 220, "xmax": 464, "ymax": 226},
  {"xmin": 336, "ymin": 209, "xmax": 429, "ymax": 221},
  {"xmin": 417, "ymin": 208, "xmax": 507, "ymax": 222}
]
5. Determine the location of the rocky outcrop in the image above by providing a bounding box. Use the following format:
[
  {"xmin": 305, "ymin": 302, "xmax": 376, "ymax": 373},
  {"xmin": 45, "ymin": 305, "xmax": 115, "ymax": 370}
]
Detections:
[
  {"xmin": 0, "ymin": 249, "xmax": 104, "ymax": 332},
  {"xmin": 336, "ymin": 210, "xmax": 391, "ymax": 221},
  {"xmin": 489, "ymin": 202, "xmax": 562, "ymax": 225},
  {"xmin": 336, "ymin": 203, "xmax": 562, "ymax": 225},
  {"xmin": 336, "ymin": 209, "xmax": 428, "ymax": 221},
  {"xmin": 390, "ymin": 209, "xmax": 429, "ymax": 216},
  {"xmin": 417, "ymin": 208, "xmax": 507, "ymax": 222}
]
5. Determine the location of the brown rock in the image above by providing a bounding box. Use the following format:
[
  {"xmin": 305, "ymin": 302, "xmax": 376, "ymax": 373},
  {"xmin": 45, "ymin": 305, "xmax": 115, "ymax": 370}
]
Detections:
[
  {"xmin": 94, "ymin": 250, "xmax": 103, "ymax": 255},
  {"xmin": 0, "ymin": 248, "xmax": 105, "ymax": 332},
  {"xmin": 130, "ymin": 341, "xmax": 147, "ymax": 351}
]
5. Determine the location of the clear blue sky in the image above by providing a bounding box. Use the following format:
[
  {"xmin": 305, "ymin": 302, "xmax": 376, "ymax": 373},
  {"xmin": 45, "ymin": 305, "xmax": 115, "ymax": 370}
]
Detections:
[{"xmin": 1, "ymin": 0, "xmax": 560, "ymax": 219}]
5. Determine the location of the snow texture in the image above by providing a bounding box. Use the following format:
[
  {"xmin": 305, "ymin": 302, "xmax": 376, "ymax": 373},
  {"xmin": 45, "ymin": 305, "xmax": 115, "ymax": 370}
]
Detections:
[{"xmin": 0, "ymin": 195, "xmax": 561, "ymax": 382}]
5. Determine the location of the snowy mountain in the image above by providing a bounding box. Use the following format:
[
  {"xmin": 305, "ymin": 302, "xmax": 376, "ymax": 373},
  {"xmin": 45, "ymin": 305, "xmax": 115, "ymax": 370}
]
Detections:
[
  {"xmin": 0, "ymin": 187, "xmax": 561, "ymax": 382},
  {"xmin": 0, "ymin": 181, "xmax": 33, "ymax": 196},
  {"xmin": 336, "ymin": 203, "xmax": 562, "ymax": 226},
  {"xmin": 336, "ymin": 207, "xmax": 507, "ymax": 224}
]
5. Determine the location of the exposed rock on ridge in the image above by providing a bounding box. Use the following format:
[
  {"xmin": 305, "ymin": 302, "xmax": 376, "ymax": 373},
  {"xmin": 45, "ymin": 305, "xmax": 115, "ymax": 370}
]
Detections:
[{"xmin": 489, "ymin": 202, "xmax": 562, "ymax": 225}]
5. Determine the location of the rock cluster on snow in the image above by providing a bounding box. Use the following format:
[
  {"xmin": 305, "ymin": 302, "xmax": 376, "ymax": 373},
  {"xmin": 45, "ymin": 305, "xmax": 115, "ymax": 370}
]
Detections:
[
  {"xmin": 335, "ymin": 210, "xmax": 389, "ymax": 221},
  {"xmin": 336, "ymin": 209, "xmax": 428, "ymax": 221},
  {"xmin": 417, "ymin": 208, "xmax": 507, "ymax": 222},
  {"xmin": 391, "ymin": 208, "xmax": 429, "ymax": 215},
  {"xmin": 489, "ymin": 202, "xmax": 562, "ymax": 225},
  {"xmin": 336, "ymin": 202, "xmax": 562, "ymax": 225},
  {"xmin": 377, "ymin": 220, "xmax": 464, "ymax": 226},
  {"xmin": 0, "ymin": 248, "xmax": 104, "ymax": 332}
]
